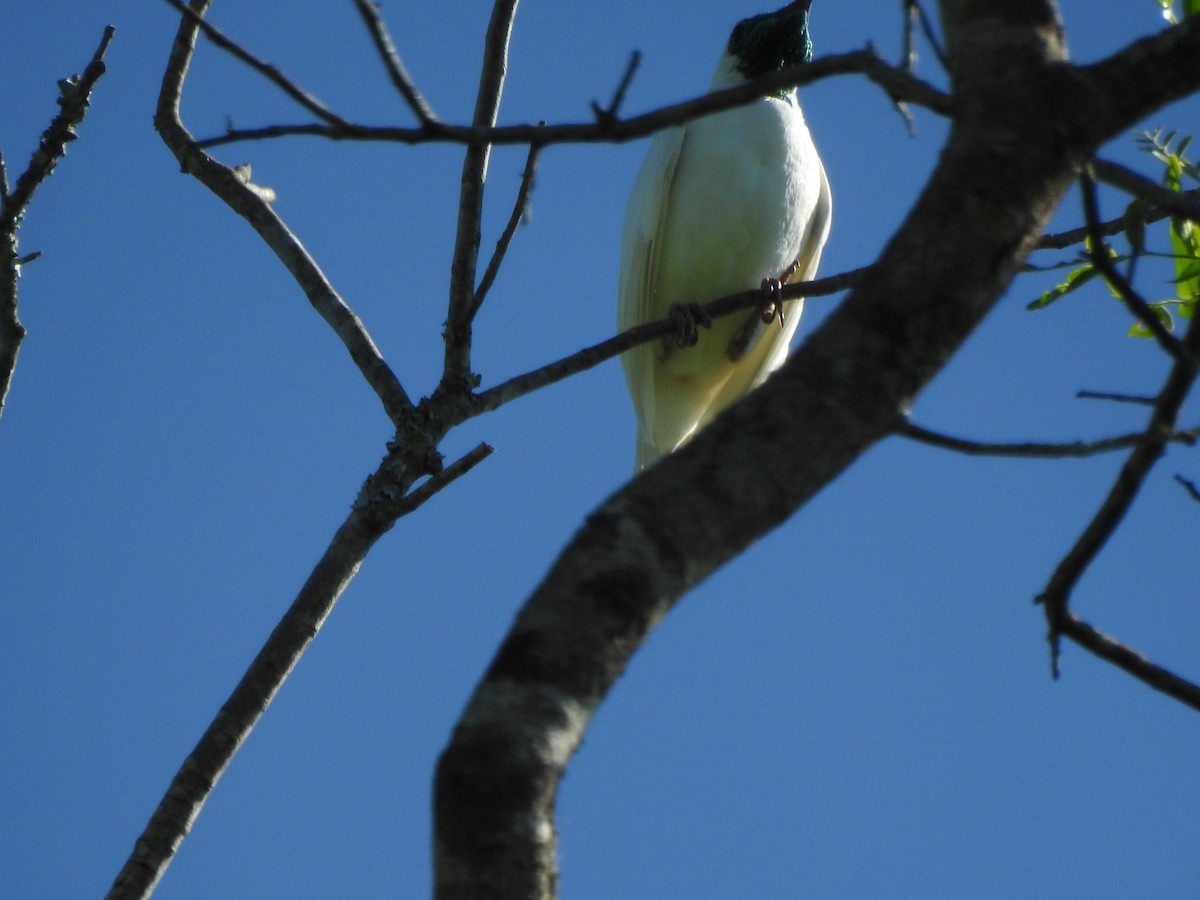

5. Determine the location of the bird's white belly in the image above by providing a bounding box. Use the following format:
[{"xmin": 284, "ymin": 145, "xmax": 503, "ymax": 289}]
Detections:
[{"xmin": 653, "ymin": 95, "xmax": 821, "ymax": 381}]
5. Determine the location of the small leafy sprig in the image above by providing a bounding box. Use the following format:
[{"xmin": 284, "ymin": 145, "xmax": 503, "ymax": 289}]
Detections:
[
  {"xmin": 1028, "ymin": 129, "xmax": 1199, "ymax": 338},
  {"xmin": 1132, "ymin": 129, "xmax": 1200, "ymax": 335}
]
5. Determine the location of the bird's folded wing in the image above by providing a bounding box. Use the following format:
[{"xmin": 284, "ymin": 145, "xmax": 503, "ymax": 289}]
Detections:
[
  {"xmin": 745, "ymin": 153, "xmax": 833, "ymax": 385},
  {"xmin": 618, "ymin": 125, "xmax": 688, "ymax": 449}
]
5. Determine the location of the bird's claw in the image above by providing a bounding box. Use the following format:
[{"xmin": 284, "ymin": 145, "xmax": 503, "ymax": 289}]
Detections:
[
  {"xmin": 668, "ymin": 301, "xmax": 713, "ymax": 348},
  {"xmin": 759, "ymin": 261, "xmax": 799, "ymax": 327},
  {"xmin": 759, "ymin": 277, "xmax": 786, "ymax": 327}
]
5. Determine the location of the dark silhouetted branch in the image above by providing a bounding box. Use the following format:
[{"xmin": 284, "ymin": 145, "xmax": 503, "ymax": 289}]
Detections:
[
  {"xmin": 1079, "ymin": 169, "xmax": 1190, "ymax": 364},
  {"xmin": 1038, "ymin": 308, "xmax": 1200, "ymax": 678},
  {"xmin": 473, "ymin": 138, "xmax": 542, "ymax": 315},
  {"xmin": 1058, "ymin": 614, "xmax": 1200, "ymax": 713},
  {"xmin": 441, "ymin": 0, "xmax": 521, "ymax": 396},
  {"xmin": 194, "ymin": 48, "xmax": 951, "ymax": 150},
  {"xmin": 350, "ymin": 0, "xmax": 437, "ymax": 124},
  {"xmin": 154, "ymin": 1, "xmax": 413, "ymax": 427},
  {"xmin": 470, "ymin": 267, "xmax": 865, "ymax": 417},
  {"xmin": 158, "ymin": 0, "xmax": 352, "ymax": 128},
  {"xmin": 0, "ymin": 25, "xmax": 114, "ymax": 422},
  {"xmin": 899, "ymin": 420, "xmax": 1199, "ymax": 457}
]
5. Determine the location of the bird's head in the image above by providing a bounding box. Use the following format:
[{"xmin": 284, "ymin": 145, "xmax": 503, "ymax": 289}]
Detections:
[{"xmin": 718, "ymin": 1, "xmax": 815, "ymax": 85}]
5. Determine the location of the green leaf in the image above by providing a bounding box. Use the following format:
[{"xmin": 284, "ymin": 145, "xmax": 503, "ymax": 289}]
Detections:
[
  {"xmin": 1123, "ymin": 199, "xmax": 1148, "ymax": 257},
  {"xmin": 1027, "ymin": 262, "xmax": 1099, "ymax": 310},
  {"xmin": 1128, "ymin": 303, "xmax": 1175, "ymax": 338},
  {"xmin": 1171, "ymin": 228, "xmax": 1200, "ymax": 301},
  {"xmin": 1185, "ymin": 0, "xmax": 1200, "ymax": 20},
  {"xmin": 1173, "ymin": 256, "xmax": 1200, "ymax": 289}
]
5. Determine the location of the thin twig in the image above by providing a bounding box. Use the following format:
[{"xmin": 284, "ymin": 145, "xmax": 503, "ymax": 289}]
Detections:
[
  {"xmin": 1059, "ymin": 614, "xmax": 1200, "ymax": 712},
  {"xmin": 914, "ymin": 0, "xmax": 949, "ymax": 69},
  {"xmin": 903, "ymin": 0, "xmax": 949, "ymax": 70},
  {"xmin": 876, "ymin": 30, "xmax": 918, "ymax": 137},
  {"xmin": 153, "ymin": 1, "xmax": 413, "ymax": 428},
  {"xmin": 404, "ymin": 442, "xmax": 495, "ymax": 507},
  {"xmin": 157, "ymin": 0, "xmax": 352, "ymax": 128},
  {"xmin": 350, "ymin": 0, "xmax": 438, "ymax": 124},
  {"xmin": 470, "ymin": 267, "xmax": 864, "ymax": 417},
  {"xmin": 591, "ymin": 50, "xmax": 642, "ymax": 124},
  {"xmin": 1080, "ymin": 169, "xmax": 1191, "ymax": 365},
  {"xmin": 899, "ymin": 420, "xmax": 1199, "ymax": 457},
  {"xmin": 902, "ymin": 0, "xmax": 918, "ymax": 72},
  {"xmin": 0, "ymin": 25, "xmax": 115, "ymax": 423},
  {"xmin": 1037, "ymin": 186, "xmax": 1200, "ymax": 250},
  {"xmin": 1174, "ymin": 473, "xmax": 1200, "ymax": 503},
  {"xmin": 1076, "ymin": 389, "xmax": 1158, "ymax": 405},
  {"xmin": 1037, "ymin": 309, "xmax": 1200, "ymax": 679},
  {"xmin": 193, "ymin": 48, "xmax": 952, "ymax": 150},
  {"xmin": 441, "ymin": 0, "xmax": 521, "ymax": 396},
  {"xmin": 1093, "ymin": 158, "xmax": 1200, "ymax": 223},
  {"xmin": 472, "ymin": 138, "xmax": 542, "ymax": 314},
  {"xmin": 111, "ymin": 17, "xmax": 492, "ymax": 890}
]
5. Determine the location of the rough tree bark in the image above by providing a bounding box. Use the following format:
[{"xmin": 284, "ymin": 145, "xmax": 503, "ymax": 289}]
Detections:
[{"xmin": 432, "ymin": 3, "xmax": 1200, "ymax": 898}]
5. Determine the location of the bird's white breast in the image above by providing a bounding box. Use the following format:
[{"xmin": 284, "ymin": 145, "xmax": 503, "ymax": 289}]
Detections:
[
  {"xmin": 652, "ymin": 93, "xmax": 821, "ymax": 380},
  {"xmin": 617, "ymin": 72, "xmax": 831, "ymax": 468}
]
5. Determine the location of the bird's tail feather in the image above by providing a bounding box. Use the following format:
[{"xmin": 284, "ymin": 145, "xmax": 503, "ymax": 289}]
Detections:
[{"xmin": 634, "ymin": 430, "xmax": 662, "ymax": 472}]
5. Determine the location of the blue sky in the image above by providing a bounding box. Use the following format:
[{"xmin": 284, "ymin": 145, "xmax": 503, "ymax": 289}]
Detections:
[{"xmin": 4, "ymin": 1, "xmax": 1200, "ymax": 897}]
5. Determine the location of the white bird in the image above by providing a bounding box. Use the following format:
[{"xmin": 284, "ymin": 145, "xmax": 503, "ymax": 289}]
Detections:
[{"xmin": 617, "ymin": 0, "xmax": 832, "ymax": 471}]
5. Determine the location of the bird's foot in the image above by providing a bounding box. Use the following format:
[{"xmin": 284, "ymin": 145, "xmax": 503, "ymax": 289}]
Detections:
[
  {"xmin": 758, "ymin": 262, "xmax": 800, "ymax": 327},
  {"xmin": 759, "ymin": 277, "xmax": 786, "ymax": 327},
  {"xmin": 667, "ymin": 301, "xmax": 713, "ymax": 348}
]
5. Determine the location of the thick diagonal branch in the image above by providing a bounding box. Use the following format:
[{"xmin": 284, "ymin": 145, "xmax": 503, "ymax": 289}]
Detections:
[
  {"xmin": 432, "ymin": 5, "xmax": 1200, "ymax": 898},
  {"xmin": 104, "ymin": 439, "xmax": 491, "ymax": 900}
]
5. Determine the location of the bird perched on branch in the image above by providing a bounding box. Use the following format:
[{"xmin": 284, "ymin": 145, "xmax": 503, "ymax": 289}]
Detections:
[{"xmin": 617, "ymin": 0, "xmax": 832, "ymax": 471}]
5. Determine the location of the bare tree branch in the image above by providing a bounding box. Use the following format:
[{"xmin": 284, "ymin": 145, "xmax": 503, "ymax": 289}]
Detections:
[
  {"xmin": 97, "ymin": 1, "xmax": 1200, "ymax": 895},
  {"xmin": 1058, "ymin": 614, "xmax": 1200, "ymax": 713},
  {"xmin": 1037, "ymin": 186, "xmax": 1200, "ymax": 250},
  {"xmin": 193, "ymin": 48, "xmax": 951, "ymax": 150},
  {"xmin": 899, "ymin": 420, "xmax": 1199, "ymax": 457},
  {"xmin": 434, "ymin": 6, "xmax": 1200, "ymax": 895},
  {"xmin": 107, "ymin": 14, "xmax": 496, "ymax": 889},
  {"xmin": 1037, "ymin": 310, "xmax": 1200, "ymax": 677},
  {"xmin": 1174, "ymin": 472, "xmax": 1200, "ymax": 503},
  {"xmin": 0, "ymin": 25, "xmax": 114, "ymax": 423},
  {"xmin": 591, "ymin": 51, "xmax": 642, "ymax": 125},
  {"xmin": 1077, "ymin": 389, "xmax": 1158, "ymax": 405},
  {"xmin": 469, "ymin": 267, "xmax": 866, "ymax": 417},
  {"xmin": 903, "ymin": 0, "xmax": 948, "ymax": 70},
  {"xmin": 472, "ymin": 138, "xmax": 542, "ymax": 314},
  {"xmin": 104, "ymin": 437, "xmax": 491, "ymax": 900},
  {"xmin": 1094, "ymin": 157, "xmax": 1200, "ymax": 223},
  {"xmin": 902, "ymin": 0, "xmax": 919, "ymax": 71},
  {"xmin": 1079, "ymin": 169, "xmax": 1190, "ymax": 364},
  {"xmin": 1081, "ymin": 17, "xmax": 1200, "ymax": 142},
  {"xmin": 157, "ymin": 0, "xmax": 352, "ymax": 128},
  {"xmin": 441, "ymin": 0, "xmax": 521, "ymax": 396},
  {"xmin": 153, "ymin": 0, "xmax": 413, "ymax": 428},
  {"xmin": 350, "ymin": 0, "xmax": 437, "ymax": 124}
]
